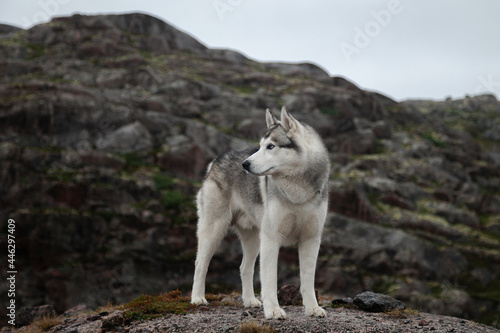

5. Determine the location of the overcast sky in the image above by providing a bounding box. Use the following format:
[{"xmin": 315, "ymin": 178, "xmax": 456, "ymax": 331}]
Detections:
[{"xmin": 1, "ymin": 0, "xmax": 499, "ymax": 101}]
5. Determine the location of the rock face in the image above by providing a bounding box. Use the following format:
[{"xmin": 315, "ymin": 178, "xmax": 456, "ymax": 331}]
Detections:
[{"xmin": 0, "ymin": 13, "xmax": 499, "ymax": 328}]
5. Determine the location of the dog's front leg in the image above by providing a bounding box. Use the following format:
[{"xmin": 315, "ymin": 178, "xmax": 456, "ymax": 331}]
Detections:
[
  {"xmin": 299, "ymin": 236, "xmax": 326, "ymax": 317},
  {"xmin": 260, "ymin": 232, "xmax": 286, "ymax": 319}
]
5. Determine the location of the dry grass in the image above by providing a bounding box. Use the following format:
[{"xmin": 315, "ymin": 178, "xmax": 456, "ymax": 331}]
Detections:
[
  {"xmin": 239, "ymin": 320, "xmax": 276, "ymax": 333},
  {"xmin": 18, "ymin": 315, "xmax": 63, "ymax": 333},
  {"xmin": 95, "ymin": 302, "xmax": 121, "ymax": 314}
]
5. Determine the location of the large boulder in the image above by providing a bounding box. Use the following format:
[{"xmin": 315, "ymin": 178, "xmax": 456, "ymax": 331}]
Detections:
[
  {"xmin": 353, "ymin": 291, "xmax": 405, "ymax": 312},
  {"xmin": 157, "ymin": 135, "xmax": 214, "ymax": 180},
  {"xmin": 322, "ymin": 214, "xmax": 468, "ymax": 280},
  {"xmin": 97, "ymin": 121, "xmax": 153, "ymax": 153}
]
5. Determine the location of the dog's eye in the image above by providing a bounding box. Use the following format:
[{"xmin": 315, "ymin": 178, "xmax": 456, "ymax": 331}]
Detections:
[{"xmin": 266, "ymin": 144, "xmax": 275, "ymax": 150}]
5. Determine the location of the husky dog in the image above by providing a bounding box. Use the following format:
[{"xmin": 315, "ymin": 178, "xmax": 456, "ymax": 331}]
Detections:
[{"xmin": 191, "ymin": 107, "xmax": 330, "ymax": 319}]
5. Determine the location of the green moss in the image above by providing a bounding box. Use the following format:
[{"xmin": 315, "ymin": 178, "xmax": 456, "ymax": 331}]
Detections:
[
  {"xmin": 162, "ymin": 190, "xmax": 186, "ymax": 209},
  {"xmin": 421, "ymin": 131, "xmax": 447, "ymax": 148},
  {"xmin": 229, "ymin": 84, "xmax": 255, "ymax": 95},
  {"xmin": 122, "ymin": 290, "xmax": 194, "ymax": 321},
  {"xmin": 28, "ymin": 43, "xmax": 46, "ymax": 59},
  {"xmin": 94, "ymin": 209, "xmax": 116, "ymax": 222},
  {"xmin": 0, "ymin": 30, "xmax": 26, "ymax": 47},
  {"xmin": 122, "ymin": 291, "xmax": 229, "ymax": 322},
  {"xmin": 160, "ymin": 187, "xmax": 197, "ymax": 225},
  {"xmin": 118, "ymin": 152, "xmax": 147, "ymax": 169},
  {"xmin": 319, "ymin": 105, "xmax": 338, "ymax": 116},
  {"xmin": 153, "ymin": 172, "xmax": 175, "ymax": 191},
  {"xmin": 371, "ymin": 276, "xmax": 401, "ymax": 295},
  {"xmin": 427, "ymin": 281, "xmax": 445, "ymax": 298},
  {"xmin": 481, "ymin": 214, "xmax": 500, "ymax": 228},
  {"xmin": 0, "ymin": 92, "xmax": 35, "ymax": 104},
  {"xmin": 46, "ymin": 170, "xmax": 78, "ymax": 182}
]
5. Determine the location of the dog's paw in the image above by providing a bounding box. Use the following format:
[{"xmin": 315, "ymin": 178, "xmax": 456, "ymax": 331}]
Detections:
[
  {"xmin": 264, "ymin": 306, "xmax": 286, "ymax": 320},
  {"xmin": 243, "ymin": 297, "xmax": 262, "ymax": 308},
  {"xmin": 305, "ymin": 306, "xmax": 326, "ymax": 317},
  {"xmin": 191, "ymin": 296, "xmax": 208, "ymax": 305}
]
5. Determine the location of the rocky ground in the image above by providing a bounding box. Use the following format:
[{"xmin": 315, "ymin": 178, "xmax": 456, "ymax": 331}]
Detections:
[
  {"xmin": 3, "ymin": 293, "xmax": 499, "ymax": 333},
  {"xmin": 0, "ymin": 12, "xmax": 499, "ymax": 328}
]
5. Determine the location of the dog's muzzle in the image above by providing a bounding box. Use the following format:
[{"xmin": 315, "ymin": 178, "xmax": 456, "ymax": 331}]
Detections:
[{"xmin": 242, "ymin": 160, "xmax": 251, "ymax": 172}]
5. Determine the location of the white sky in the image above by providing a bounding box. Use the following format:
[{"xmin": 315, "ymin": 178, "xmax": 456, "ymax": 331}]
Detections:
[{"xmin": 1, "ymin": 0, "xmax": 499, "ymax": 101}]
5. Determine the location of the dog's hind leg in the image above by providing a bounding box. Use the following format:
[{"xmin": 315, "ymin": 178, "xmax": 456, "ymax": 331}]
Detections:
[
  {"xmin": 191, "ymin": 187, "xmax": 231, "ymax": 305},
  {"xmin": 191, "ymin": 215, "xmax": 229, "ymax": 305},
  {"xmin": 236, "ymin": 226, "xmax": 261, "ymax": 307}
]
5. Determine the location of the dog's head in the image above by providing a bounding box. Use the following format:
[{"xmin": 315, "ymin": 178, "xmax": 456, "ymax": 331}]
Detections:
[{"xmin": 242, "ymin": 107, "xmax": 303, "ymax": 176}]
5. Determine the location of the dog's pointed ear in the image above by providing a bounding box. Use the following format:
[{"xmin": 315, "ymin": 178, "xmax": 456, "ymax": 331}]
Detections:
[
  {"xmin": 265, "ymin": 108, "xmax": 278, "ymax": 128},
  {"xmin": 280, "ymin": 106, "xmax": 300, "ymax": 133}
]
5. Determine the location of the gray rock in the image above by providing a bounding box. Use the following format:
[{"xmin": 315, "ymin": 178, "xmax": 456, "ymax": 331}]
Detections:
[
  {"xmin": 479, "ymin": 195, "xmax": 500, "ymax": 215},
  {"xmin": 97, "ymin": 121, "xmax": 153, "ymax": 153},
  {"xmin": 488, "ymin": 152, "xmax": 500, "ymax": 165},
  {"xmin": 426, "ymin": 201, "xmax": 480, "ymax": 227},
  {"xmin": 0, "ymin": 141, "xmax": 20, "ymax": 160},
  {"xmin": 101, "ymin": 311, "xmax": 125, "ymax": 331},
  {"xmin": 106, "ymin": 13, "xmax": 207, "ymax": 54},
  {"xmin": 79, "ymin": 151, "xmax": 126, "ymax": 169},
  {"xmin": 380, "ymin": 193, "xmax": 415, "ymax": 211},
  {"xmin": 0, "ymin": 59, "xmax": 41, "ymax": 77},
  {"xmin": 353, "ymin": 291, "xmax": 405, "ymax": 312},
  {"xmin": 157, "ymin": 135, "xmax": 214, "ymax": 180},
  {"xmin": 363, "ymin": 177, "xmax": 397, "ymax": 193},
  {"xmin": 96, "ymin": 69, "xmax": 128, "ymax": 89},
  {"xmin": 339, "ymin": 129, "xmax": 377, "ymax": 155},
  {"xmin": 328, "ymin": 182, "xmax": 378, "ymax": 222},
  {"xmin": 208, "ymin": 48, "xmax": 248, "ymax": 65},
  {"xmin": 277, "ymin": 284, "xmax": 303, "ymax": 306},
  {"xmin": 372, "ymin": 120, "xmax": 392, "ymax": 139},
  {"xmin": 395, "ymin": 182, "xmax": 427, "ymax": 201},
  {"xmin": 0, "ymin": 23, "xmax": 22, "ymax": 35},
  {"xmin": 354, "ymin": 118, "xmax": 391, "ymax": 139},
  {"xmin": 323, "ymin": 213, "xmax": 468, "ymax": 279},
  {"xmin": 265, "ymin": 62, "xmax": 331, "ymax": 82},
  {"xmin": 332, "ymin": 297, "xmax": 354, "ymax": 306}
]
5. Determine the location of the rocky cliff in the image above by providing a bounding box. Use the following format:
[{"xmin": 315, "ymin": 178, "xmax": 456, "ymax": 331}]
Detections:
[{"xmin": 0, "ymin": 13, "xmax": 499, "ymax": 328}]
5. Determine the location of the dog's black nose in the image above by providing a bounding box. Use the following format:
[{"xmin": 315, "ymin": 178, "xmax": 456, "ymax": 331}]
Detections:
[{"xmin": 242, "ymin": 160, "xmax": 251, "ymax": 171}]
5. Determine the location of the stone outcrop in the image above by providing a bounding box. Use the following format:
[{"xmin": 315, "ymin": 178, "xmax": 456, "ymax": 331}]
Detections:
[
  {"xmin": 353, "ymin": 291, "xmax": 405, "ymax": 313},
  {"xmin": 5, "ymin": 295, "xmax": 499, "ymax": 333},
  {"xmin": 0, "ymin": 13, "xmax": 499, "ymax": 328}
]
